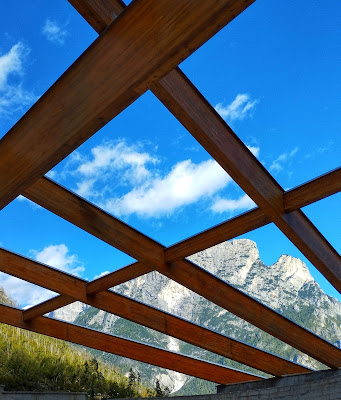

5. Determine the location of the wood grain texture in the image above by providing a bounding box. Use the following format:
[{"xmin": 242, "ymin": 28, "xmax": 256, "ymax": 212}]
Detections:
[
  {"xmin": 0, "ymin": 304, "xmax": 261, "ymax": 384},
  {"xmin": 87, "ymin": 261, "xmax": 154, "ymax": 294},
  {"xmin": 24, "ymin": 177, "xmax": 165, "ymax": 268},
  {"xmin": 69, "ymin": 0, "xmax": 125, "ymax": 33},
  {"xmin": 0, "ymin": 0, "xmax": 254, "ymax": 210},
  {"xmin": 157, "ymin": 259, "xmax": 341, "ymax": 369},
  {"xmin": 284, "ymin": 167, "xmax": 341, "ymax": 212},
  {"xmin": 23, "ymin": 295, "xmax": 75, "ymax": 320},
  {"xmin": 11, "ymin": 249, "xmax": 307, "ymax": 376},
  {"xmin": 152, "ymin": 68, "xmax": 341, "ymax": 292},
  {"xmin": 165, "ymin": 208, "xmax": 270, "ymax": 262},
  {"xmin": 0, "ymin": 248, "xmax": 87, "ymax": 302},
  {"xmin": 165, "ymin": 167, "xmax": 341, "ymax": 261},
  {"xmin": 23, "ymin": 261, "xmax": 153, "ymax": 320}
]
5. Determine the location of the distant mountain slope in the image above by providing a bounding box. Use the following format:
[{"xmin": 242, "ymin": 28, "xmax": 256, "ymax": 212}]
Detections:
[
  {"xmin": 0, "ymin": 289, "xmax": 153, "ymax": 398},
  {"xmin": 52, "ymin": 239, "xmax": 341, "ymax": 395}
]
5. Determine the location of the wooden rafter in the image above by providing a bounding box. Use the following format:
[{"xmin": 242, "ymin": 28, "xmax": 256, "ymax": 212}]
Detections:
[
  {"xmin": 0, "ymin": 248, "xmax": 310, "ymax": 376},
  {"xmin": 21, "ymin": 177, "xmax": 341, "ymax": 369},
  {"xmin": 0, "ymin": 304, "xmax": 261, "ymax": 384}
]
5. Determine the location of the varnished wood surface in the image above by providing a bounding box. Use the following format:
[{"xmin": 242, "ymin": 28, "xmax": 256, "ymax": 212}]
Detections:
[
  {"xmin": 152, "ymin": 68, "xmax": 341, "ymax": 292},
  {"xmin": 165, "ymin": 167, "xmax": 341, "ymax": 261},
  {"xmin": 0, "ymin": 0, "xmax": 254, "ymax": 210},
  {"xmin": 0, "ymin": 248, "xmax": 87, "ymax": 302},
  {"xmin": 0, "ymin": 304, "xmax": 261, "ymax": 384},
  {"xmin": 22, "ymin": 176, "xmax": 341, "ymax": 368},
  {"xmin": 23, "ymin": 261, "xmax": 153, "ymax": 320},
  {"xmin": 284, "ymin": 167, "xmax": 341, "ymax": 212},
  {"xmin": 87, "ymin": 261, "xmax": 154, "ymax": 294},
  {"xmin": 157, "ymin": 259, "xmax": 341, "ymax": 369},
  {"xmin": 24, "ymin": 177, "xmax": 165, "ymax": 267},
  {"xmin": 69, "ymin": 0, "xmax": 125, "ymax": 33},
  {"xmin": 10, "ymin": 248, "xmax": 307, "ymax": 376}
]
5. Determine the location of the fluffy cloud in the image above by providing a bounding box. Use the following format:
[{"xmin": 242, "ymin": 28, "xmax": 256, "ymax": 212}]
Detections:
[
  {"xmin": 72, "ymin": 141, "xmax": 158, "ymax": 197},
  {"xmin": 101, "ymin": 159, "xmax": 231, "ymax": 217},
  {"xmin": 42, "ymin": 19, "xmax": 68, "ymax": 45},
  {"xmin": 0, "ymin": 42, "xmax": 35, "ymax": 118},
  {"xmin": 269, "ymin": 147, "xmax": 298, "ymax": 173},
  {"xmin": 0, "ymin": 244, "xmax": 84, "ymax": 308},
  {"xmin": 211, "ymin": 194, "xmax": 256, "ymax": 214},
  {"xmin": 61, "ymin": 140, "xmax": 264, "ymax": 218},
  {"xmin": 215, "ymin": 94, "xmax": 258, "ymax": 122}
]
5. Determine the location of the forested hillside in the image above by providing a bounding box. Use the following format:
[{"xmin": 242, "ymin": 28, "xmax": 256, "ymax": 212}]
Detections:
[{"xmin": 0, "ymin": 289, "xmax": 154, "ymax": 398}]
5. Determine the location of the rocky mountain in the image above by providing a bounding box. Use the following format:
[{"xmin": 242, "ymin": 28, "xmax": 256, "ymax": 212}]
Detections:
[{"xmin": 50, "ymin": 239, "xmax": 341, "ymax": 395}]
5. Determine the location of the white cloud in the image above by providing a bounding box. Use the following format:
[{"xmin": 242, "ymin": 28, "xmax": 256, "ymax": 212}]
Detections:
[
  {"xmin": 269, "ymin": 147, "xmax": 298, "ymax": 173},
  {"xmin": 42, "ymin": 19, "xmax": 68, "ymax": 45},
  {"xmin": 101, "ymin": 159, "xmax": 231, "ymax": 217},
  {"xmin": 211, "ymin": 194, "xmax": 256, "ymax": 214},
  {"xmin": 0, "ymin": 244, "xmax": 84, "ymax": 308},
  {"xmin": 32, "ymin": 244, "xmax": 84, "ymax": 277},
  {"xmin": 72, "ymin": 141, "xmax": 158, "ymax": 197},
  {"xmin": 215, "ymin": 94, "xmax": 258, "ymax": 122},
  {"xmin": 0, "ymin": 42, "xmax": 35, "ymax": 118}
]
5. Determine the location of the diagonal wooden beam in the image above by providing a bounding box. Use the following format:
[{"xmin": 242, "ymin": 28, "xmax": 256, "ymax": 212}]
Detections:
[
  {"xmin": 0, "ymin": 0, "xmax": 255, "ymax": 210},
  {"xmin": 0, "ymin": 304, "xmax": 262, "ymax": 384},
  {"xmin": 22, "ymin": 176, "xmax": 341, "ymax": 368},
  {"xmin": 23, "ymin": 177, "xmax": 165, "ymax": 267},
  {"xmin": 165, "ymin": 167, "xmax": 341, "ymax": 261},
  {"xmin": 284, "ymin": 167, "xmax": 341, "ymax": 213},
  {"xmin": 0, "ymin": 248, "xmax": 309, "ymax": 376},
  {"xmin": 0, "ymin": 248, "xmax": 87, "ymax": 302},
  {"xmin": 151, "ymin": 69, "xmax": 341, "ymax": 292},
  {"xmin": 69, "ymin": 0, "xmax": 126, "ymax": 33}
]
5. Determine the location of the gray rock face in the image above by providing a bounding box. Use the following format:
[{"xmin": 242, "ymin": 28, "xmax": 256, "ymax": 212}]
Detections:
[{"xmin": 51, "ymin": 239, "xmax": 341, "ymax": 394}]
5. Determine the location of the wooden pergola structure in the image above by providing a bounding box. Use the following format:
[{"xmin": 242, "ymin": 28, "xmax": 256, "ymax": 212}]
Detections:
[{"xmin": 0, "ymin": 0, "xmax": 340, "ymax": 386}]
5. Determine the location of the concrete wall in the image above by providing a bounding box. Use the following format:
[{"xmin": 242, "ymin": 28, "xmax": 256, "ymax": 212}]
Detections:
[
  {"xmin": 0, "ymin": 386, "xmax": 86, "ymax": 400},
  {"xmin": 216, "ymin": 368, "xmax": 341, "ymax": 399}
]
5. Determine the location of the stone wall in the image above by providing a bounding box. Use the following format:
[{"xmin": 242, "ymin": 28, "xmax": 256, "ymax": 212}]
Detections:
[{"xmin": 216, "ymin": 368, "xmax": 341, "ymax": 399}]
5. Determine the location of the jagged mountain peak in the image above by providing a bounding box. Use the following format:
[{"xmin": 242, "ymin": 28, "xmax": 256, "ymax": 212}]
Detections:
[{"xmin": 271, "ymin": 254, "xmax": 314, "ymax": 289}]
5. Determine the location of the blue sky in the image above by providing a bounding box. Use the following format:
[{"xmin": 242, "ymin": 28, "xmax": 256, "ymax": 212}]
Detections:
[{"xmin": 0, "ymin": 0, "xmax": 340, "ymax": 307}]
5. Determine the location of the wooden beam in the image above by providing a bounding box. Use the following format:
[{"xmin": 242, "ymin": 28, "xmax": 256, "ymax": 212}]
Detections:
[
  {"xmin": 0, "ymin": 304, "xmax": 261, "ymax": 384},
  {"xmin": 7, "ymin": 249, "xmax": 307, "ymax": 376},
  {"xmin": 0, "ymin": 248, "xmax": 87, "ymax": 302},
  {"xmin": 284, "ymin": 167, "xmax": 341, "ymax": 212},
  {"xmin": 22, "ymin": 177, "xmax": 341, "ymax": 368},
  {"xmin": 23, "ymin": 177, "xmax": 165, "ymax": 268},
  {"xmin": 0, "ymin": 0, "xmax": 254, "ymax": 210},
  {"xmin": 151, "ymin": 68, "xmax": 341, "ymax": 292},
  {"xmin": 69, "ymin": 0, "xmax": 126, "ymax": 33},
  {"xmin": 165, "ymin": 208, "xmax": 270, "ymax": 263},
  {"xmin": 165, "ymin": 167, "xmax": 341, "ymax": 261},
  {"xmin": 22, "ymin": 261, "xmax": 153, "ymax": 320},
  {"xmin": 156, "ymin": 259, "xmax": 341, "ymax": 369},
  {"xmin": 87, "ymin": 261, "xmax": 154, "ymax": 294}
]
